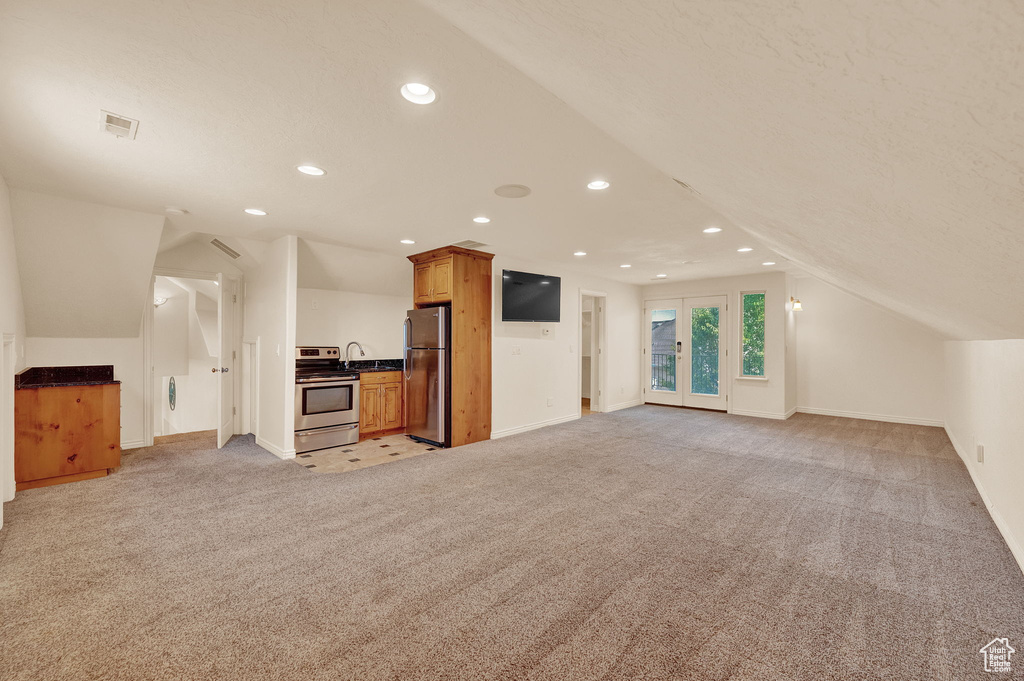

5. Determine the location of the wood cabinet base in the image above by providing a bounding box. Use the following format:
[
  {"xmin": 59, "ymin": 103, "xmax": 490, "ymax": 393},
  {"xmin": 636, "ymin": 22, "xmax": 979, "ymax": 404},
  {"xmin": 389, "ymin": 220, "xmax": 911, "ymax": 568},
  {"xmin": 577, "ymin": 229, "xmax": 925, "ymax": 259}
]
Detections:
[
  {"xmin": 16, "ymin": 469, "xmax": 109, "ymax": 491},
  {"xmin": 358, "ymin": 426, "xmax": 406, "ymax": 442}
]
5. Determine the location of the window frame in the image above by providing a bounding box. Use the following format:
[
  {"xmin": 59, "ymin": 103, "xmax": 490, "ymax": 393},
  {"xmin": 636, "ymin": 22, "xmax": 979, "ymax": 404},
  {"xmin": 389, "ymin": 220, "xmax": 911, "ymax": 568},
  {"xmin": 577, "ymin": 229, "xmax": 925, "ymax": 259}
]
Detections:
[{"xmin": 738, "ymin": 290, "xmax": 768, "ymax": 380}]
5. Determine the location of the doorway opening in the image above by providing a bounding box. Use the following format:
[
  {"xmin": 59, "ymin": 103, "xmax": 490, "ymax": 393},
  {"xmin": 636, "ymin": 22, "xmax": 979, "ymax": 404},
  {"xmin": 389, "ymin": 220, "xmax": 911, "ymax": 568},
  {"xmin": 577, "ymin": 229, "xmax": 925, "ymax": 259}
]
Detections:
[
  {"xmin": 2, "ymin": 333, "xmax": 15, "ymax": 522},
  {"xmin": 644, "ymin": 296, "xmax": 728, "ymax": 411},
  {"xmin": 147, "ymin": 272, "xmax": 239, "ymax": 448},
  {"xmin": 580, "ymin": 291, "xmax": 606, "ymax": 416}
]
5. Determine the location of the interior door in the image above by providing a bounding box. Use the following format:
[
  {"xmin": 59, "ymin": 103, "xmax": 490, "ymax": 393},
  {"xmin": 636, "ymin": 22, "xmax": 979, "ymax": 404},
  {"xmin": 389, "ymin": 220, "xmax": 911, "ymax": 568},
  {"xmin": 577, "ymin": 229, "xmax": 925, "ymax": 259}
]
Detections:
[
  {"xmin": 217, "ymin": 275, "xmax": 235, "ymax": 448},
  {"xmin": 683, "ymin": 296, "xmax": 727, "ymax": 410},
  {"xmin": 644, "ymin": 300, "xmax": 683, "ymax": 406}
]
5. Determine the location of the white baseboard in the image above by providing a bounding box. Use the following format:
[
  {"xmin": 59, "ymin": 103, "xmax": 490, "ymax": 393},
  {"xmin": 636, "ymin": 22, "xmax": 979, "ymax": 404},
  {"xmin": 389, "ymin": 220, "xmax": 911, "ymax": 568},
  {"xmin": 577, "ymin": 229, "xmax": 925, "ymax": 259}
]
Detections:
[
  {"xmin": 605, "ymin": 399, "xmax": 643, "ymax": 412},
  {"xmin": 491, "ymin": 414, "xmax": 580, "ymax": 439},
  {"xmin": 946, "ymin": 427, "xmax": 1024, "ymax": 576},
  {"xmin": 796, "ymin": 406, "xmax": 943, "ymax": 427},
  {"xmin": 730, "ymin": 408, "xmax": 791, "ymax": 420},
  {"xmin": 121, "ymin": 439, "xmax": 145, "ymax": 450},
  {"xmin": 256, "ymin": 436, "xmax": 296, "ymax": 460}
]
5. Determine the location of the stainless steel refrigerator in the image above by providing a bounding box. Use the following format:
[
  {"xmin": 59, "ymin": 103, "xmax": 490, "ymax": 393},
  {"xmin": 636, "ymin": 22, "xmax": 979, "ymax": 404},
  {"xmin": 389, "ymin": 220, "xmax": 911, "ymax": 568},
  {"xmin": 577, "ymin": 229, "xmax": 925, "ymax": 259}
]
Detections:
[{"xmin": 404, "ymin": 307, "xmax": 449, "ymax": 447}]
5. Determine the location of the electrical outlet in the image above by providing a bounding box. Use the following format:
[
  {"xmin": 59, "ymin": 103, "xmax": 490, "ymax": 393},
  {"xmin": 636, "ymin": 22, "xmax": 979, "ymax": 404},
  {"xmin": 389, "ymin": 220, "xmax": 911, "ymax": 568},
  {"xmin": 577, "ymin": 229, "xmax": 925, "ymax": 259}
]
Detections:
[
  {"xmin": 546, "ymin": 397, "xmax": 554, "ymax": 407},
  {"xmin": 512, "ymin": 345, "xmax": 521, "ymax": 356},
  {"xmin": 977, "ymin": 444, "xmax": 985, "ymax": 463},
  {"xmin": 311, "ymin": 299, "xmax": 319, "ymax": 310}
]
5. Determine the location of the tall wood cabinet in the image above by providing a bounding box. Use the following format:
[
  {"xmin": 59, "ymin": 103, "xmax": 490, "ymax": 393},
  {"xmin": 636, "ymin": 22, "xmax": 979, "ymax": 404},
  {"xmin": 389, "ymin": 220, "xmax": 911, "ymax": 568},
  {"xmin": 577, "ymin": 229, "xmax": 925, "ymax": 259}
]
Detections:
[{"xmin": 408, "ymin": 246, "xmax": 493, "ymax": 447}]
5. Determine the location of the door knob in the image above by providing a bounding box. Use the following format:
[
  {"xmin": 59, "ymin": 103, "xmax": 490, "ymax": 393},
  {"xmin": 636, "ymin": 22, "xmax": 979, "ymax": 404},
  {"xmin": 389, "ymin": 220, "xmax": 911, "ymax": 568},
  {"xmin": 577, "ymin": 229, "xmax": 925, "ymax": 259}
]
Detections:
[
  {"xmin": 211, "ymin": 368, "xmax": 217, "ymax": 373},
  {"xmin": 221, "ymin": 367, "xmax": 229, "ymax": 373}
]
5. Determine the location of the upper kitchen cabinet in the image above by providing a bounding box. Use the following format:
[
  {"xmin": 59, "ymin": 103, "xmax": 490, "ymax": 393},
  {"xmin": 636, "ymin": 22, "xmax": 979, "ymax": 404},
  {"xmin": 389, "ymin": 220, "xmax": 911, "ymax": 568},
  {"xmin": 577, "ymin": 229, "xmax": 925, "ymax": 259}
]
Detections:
[
  {"xmin": 408, "ymin": 245, "xmax": 494, "ymax": 447},
  {"xmin": 413, "ymin": 255, "xmax": 453, "ymax": 304}
]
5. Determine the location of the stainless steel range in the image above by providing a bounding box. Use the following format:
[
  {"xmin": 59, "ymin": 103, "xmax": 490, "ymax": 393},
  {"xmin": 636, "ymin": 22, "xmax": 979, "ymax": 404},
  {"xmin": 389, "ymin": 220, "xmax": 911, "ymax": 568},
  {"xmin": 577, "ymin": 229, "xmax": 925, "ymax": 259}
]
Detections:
[{"xmin": 294, "ymin": 346, "xmax": 360, "ymax": 454}]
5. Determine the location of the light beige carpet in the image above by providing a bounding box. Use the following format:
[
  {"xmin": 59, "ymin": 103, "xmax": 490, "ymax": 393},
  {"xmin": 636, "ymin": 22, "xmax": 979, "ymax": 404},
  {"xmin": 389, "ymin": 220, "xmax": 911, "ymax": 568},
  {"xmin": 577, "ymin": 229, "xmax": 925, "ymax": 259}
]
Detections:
[{"xmin": 1, "ymin": 406, "xmax": 1022, "ymax": 680}]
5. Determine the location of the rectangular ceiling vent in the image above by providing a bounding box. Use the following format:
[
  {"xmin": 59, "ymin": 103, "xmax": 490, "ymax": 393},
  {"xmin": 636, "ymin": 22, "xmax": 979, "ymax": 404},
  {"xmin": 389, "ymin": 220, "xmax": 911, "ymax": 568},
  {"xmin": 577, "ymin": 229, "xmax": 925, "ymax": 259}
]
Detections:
[
  {"xmin": 450, "ymin": 239, "xmax": 488, "ymax": 250},
  {"xmin": 672, "ymin": 178, "xmax": 701, "ymax": 196},
  {"xmin": 210, "ymin": 238, "xmax": 242, "ymax": 259},
  {"xmin": 100, "ymin": 110, "xmax": 139, "ymax": 139}
]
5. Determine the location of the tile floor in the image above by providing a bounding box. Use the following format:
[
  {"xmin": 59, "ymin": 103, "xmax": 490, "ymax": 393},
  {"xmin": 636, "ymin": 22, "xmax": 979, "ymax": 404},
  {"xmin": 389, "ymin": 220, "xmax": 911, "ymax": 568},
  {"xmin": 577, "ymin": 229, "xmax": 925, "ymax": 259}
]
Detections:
[{"xmin": 294, "ymin": 433, "xmax": 438, "ymax": 474}]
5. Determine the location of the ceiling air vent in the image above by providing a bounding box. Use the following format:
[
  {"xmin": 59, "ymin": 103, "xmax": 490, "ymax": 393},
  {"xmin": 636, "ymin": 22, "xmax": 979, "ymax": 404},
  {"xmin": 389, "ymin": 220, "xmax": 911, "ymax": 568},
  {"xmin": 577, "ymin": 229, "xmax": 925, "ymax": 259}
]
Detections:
[
  {"xmin": 451, "ymin": 240, "xmax": 488, "ymax": 250},
  {"xmin": 210, "ymin": 238, "xmax": 242, "ymax": 259},
  {"xmin": 100, "ymin": 110, "xmax": 139, "ymax": 139},
  {"xmin": 672, "ymin": 178, "xmax": 701, "ymax": 196}
]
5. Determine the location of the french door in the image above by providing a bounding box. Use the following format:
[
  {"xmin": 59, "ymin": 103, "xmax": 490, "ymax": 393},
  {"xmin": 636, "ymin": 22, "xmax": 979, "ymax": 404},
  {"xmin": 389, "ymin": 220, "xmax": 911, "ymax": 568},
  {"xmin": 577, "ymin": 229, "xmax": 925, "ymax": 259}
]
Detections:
[{"xmin": 644, "ymin": 297, "xmax": 727, "ymax": 410}]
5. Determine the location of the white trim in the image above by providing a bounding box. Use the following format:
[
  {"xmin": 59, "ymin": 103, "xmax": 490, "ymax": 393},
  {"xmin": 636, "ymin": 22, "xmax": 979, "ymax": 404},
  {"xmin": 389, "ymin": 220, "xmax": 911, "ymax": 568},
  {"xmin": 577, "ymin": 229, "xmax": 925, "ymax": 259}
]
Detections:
[
  {"xmin": 121, "ymin": 439, "xmax": 145, "ymax": 450},
  {"xmin": 606, "ymin": 398, "xmax": 643, "ymax": 412},
  {"xmin": 783, "ymin": 406, "xmax": 797, "ymax": 419},
  {"xmin": 946, "ymin": 427, "xmax": 1024, "ymax": 576},
  {"xmin": 490, "ymin": 414, "xmax": 580, "ymax": 439},
  {"xmin": 152, "ymin": 267, "xmax": 220, "ymax": 281},
  {"xmin": 578, "ymin": 289, "xmax": 607, "ymax": 414},
  {"xmin": 142, "ymin": 276, "xmax": 155, "ymax": 447},
  {"xmin": 730, "ymin": 408, "xmax": 790, "ymax": 420},
  {"xmin": 256, "ymin": 435, "xmax": 296, "ymax": 459},
  {"xmin": 735, "ymin": 376, "xmax": 769, "ymax": 382},
  {"xmin": 2, "ymin": 333, "xmax": 16, "ymax": 513},
  {"xmin": 796, "ymin": 406, "xmax": 943, "ymax": 427}
]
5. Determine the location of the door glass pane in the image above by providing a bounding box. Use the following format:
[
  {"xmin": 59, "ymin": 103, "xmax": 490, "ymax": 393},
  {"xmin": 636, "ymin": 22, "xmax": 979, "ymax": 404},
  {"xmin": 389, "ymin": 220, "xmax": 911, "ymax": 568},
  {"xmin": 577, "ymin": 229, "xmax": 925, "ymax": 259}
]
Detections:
[
  {"xmin": 691, "ymin": 307, "xmax": 720, "ymax": 395},
  {"xmin": 650, "ymin": 310, "xmax": 676, "ymax": 391}
]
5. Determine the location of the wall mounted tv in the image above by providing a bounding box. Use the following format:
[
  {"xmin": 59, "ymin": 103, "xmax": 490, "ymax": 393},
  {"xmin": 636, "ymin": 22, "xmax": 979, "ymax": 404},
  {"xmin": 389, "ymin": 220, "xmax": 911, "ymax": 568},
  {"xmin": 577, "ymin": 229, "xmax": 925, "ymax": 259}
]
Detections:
[{"xmin": 501, "ymin": 269, "xmax": 561, "ymax": 322}]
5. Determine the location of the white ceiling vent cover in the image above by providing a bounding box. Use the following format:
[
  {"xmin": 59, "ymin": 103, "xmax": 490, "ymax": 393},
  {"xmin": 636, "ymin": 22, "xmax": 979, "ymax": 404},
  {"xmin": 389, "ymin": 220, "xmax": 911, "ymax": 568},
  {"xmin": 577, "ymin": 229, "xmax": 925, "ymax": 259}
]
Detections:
[
  {"xmin": 210, "ymin": 238, "xmax": 242, "ymax": 259},
  {"xmin": 100, "ymin": 110, "xmax": 139, "ymax": 139},
  {"xmin": 451, "ymin": 240, "xmax": 488, "ymax": 250}
]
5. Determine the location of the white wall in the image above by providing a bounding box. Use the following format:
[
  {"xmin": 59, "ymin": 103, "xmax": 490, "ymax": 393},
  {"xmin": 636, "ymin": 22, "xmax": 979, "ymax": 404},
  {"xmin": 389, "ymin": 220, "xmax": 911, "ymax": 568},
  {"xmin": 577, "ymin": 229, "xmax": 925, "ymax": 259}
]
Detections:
[
  {"xmin": 945, "ymin": 340, "xmax": 1024, "ymax": 573},
  {"xmin": 10, "ymin": 189, "xmax": 164, "ymax": 337},
  {"xmin": 24, "ymin": 336, "xmax": 146, "ymax": 449},
  {"xmin": 0, "ymin": 175, "xmax": 26, "ymax": 528},
  {"xmin": 296, "ymin": 288, "xmax": 410, "ymax": 359},
  {"xmin": 641, "ymin": 272, "xmax": 791, "ymax": 418},
  {"xmin": 492, "ymin": 256, "xmax": 642, "ymax": 437},
  {"xmin": 244, "ymin": 236, "xmax": 297, "ymax": 458},
  {"xmin": 795, "ymin": 276, "xmax": 946, "ymax": 425}
]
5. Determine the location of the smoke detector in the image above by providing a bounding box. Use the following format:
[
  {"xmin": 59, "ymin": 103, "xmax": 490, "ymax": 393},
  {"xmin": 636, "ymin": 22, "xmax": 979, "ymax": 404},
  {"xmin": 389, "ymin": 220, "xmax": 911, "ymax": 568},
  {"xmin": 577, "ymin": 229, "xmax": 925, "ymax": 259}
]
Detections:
[
  {"xmin": 100, "ymin": 110, "xmax": 139, "ymax": 139},
  {"xmin": 210, "ymin": 238, "xmax": 242, "ymax": 259},
  {"xmin": 672, "ymin": 178, "xmax": 701, "ymax": 196}
]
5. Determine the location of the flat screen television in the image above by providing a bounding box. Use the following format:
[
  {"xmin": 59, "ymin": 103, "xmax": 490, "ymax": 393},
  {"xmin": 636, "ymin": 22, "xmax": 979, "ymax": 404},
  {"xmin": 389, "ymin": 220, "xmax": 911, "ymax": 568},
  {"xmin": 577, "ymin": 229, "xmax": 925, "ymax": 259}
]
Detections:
[{"xmin": 501, "ymin": 269, "xmax": 561, "ymax": 322}]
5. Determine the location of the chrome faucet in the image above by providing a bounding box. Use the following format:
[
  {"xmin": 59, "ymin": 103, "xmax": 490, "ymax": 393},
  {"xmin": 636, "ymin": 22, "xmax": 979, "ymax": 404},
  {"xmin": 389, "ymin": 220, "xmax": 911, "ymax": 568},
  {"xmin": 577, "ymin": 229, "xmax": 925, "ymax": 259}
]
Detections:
[{"xmin": 344, "ymin": 341, "xmax": 365, "ymax": 368}]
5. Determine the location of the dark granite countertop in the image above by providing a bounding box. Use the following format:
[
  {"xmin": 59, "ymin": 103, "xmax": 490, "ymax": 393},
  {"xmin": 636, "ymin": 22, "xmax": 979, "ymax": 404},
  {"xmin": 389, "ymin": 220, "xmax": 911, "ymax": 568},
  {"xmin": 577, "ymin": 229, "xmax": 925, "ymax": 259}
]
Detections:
[
  {"xmin": 346, "ymin": 359, "xmax": 404, "ymax": 373},
  {"xmin": 15, "ymin": 365, "xmax": 120, "ymax": 390}
]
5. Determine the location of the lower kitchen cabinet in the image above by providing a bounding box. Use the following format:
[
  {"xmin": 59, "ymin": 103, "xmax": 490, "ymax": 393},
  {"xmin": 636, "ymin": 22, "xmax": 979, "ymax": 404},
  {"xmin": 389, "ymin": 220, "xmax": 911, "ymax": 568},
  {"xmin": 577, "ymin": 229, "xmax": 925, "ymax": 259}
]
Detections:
[{"xmin": 359, "ymin": 371, "xmax": 403, "ymax": 439}]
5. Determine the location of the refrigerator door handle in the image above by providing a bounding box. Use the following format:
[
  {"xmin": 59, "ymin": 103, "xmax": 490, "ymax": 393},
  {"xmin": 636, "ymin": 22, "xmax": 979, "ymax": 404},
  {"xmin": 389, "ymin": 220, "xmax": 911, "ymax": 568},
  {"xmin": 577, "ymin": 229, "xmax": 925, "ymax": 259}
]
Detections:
[
  {"xmin": 403, "ymin": 317, "xmax": 412, "ymax": 380},
  {"xmin": 437, "ymin": 346, "xmax": 447, "ymax": 445}
]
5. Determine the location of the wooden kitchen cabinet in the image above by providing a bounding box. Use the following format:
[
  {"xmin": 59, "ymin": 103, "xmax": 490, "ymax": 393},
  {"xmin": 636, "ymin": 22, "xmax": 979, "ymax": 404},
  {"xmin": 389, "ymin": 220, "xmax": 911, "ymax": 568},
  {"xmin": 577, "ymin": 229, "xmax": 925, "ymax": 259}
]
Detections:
[
  {"xmin": 359, "ymin": 371, "xmax": 403, "ymax": 440},
  {"xmin": 413, "ymin": 256, "xmax": 453, "ymax": 304},
  {"xmin": 15, "ymin": 382, "xmax": 121, "ymax": 490},
  {"xmin": 408, "ymin": 245, "xmax": 493, "ymax": 447}
]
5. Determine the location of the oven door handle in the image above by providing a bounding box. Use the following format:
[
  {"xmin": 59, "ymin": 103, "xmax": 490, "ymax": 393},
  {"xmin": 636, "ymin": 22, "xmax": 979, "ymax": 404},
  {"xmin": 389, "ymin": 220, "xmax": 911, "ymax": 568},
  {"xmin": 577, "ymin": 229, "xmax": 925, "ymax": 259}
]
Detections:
[{"xmin": 296, "ymin": 377, "xmax": 358, "ymax": 385}]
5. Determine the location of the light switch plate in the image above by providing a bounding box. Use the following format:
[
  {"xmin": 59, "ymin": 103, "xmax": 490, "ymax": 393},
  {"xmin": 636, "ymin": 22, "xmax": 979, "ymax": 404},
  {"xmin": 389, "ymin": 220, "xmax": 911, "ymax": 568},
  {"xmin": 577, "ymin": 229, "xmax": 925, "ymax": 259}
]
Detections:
[{"xmin": 977, "ymin": 444, "xmax": 984, "ymax": 463}]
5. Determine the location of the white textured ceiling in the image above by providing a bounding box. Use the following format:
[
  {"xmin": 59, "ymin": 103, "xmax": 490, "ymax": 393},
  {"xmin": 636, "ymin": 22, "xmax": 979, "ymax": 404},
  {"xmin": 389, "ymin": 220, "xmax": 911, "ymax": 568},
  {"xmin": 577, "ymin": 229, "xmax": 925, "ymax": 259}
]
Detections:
[
  {"xmin": 0, "ymin": 0, "xmax": 782, "ymax": 288},
  {"xmin": 420, "ymin": 0, "xmax": 1024, "ymax": 339}
]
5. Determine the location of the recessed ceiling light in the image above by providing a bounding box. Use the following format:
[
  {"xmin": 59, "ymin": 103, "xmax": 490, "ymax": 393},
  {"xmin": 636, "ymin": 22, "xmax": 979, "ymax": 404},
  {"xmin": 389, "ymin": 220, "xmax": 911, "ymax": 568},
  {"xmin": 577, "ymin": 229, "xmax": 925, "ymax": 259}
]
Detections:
[
  {"xmin": 620, "ymin": 264, "xmax": 631, "ymax": 268},
  {"xmin": 762, "ymin": 261, "xmax": 776, "ymax": 266},
  {"xmin": 656, "ymin": 274, "xmax": 667, "ymax": 278},
  {"xmin": 296, "ymin": 165, "xmax": 325, "ymax": 176},
  {"xmin": 244, "ymin": 208, "xmax": 267, "ymax": 216},
  {"xmin": 153, "ymin": 296, "xmax": 167, "ymax": 306},
  {"xmin": 401, "ymin": 83, "xmax": 436, "ymax": 104},
  {"xmin": 737, "ymin": 247, "xmax": 753, "ymax": 252},
  {"xmin": 400, "ymin": 239, "xmax": 416, "ymax": 245},
  {"xmin": 573, "ymin": 251, "xmax": 587, "ymax": 256},
  {"xmin": 588, "ymin": 180, "xmax": 610, "ymax": 190},
  {"xmin": 703, "ymin": 226, "xmax": 722, "ymax": 233},
  {"xmin": 473, "ymin": 216, "xmax": 490, "ymax": 224}
]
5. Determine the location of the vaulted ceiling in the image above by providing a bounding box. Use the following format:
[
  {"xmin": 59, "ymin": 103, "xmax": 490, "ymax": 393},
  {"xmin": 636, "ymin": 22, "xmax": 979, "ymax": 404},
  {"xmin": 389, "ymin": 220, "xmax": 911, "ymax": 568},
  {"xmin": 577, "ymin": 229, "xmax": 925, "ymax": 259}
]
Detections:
[
  {"xmin": 421, "ymin": 0, "xmax": 1024, "ymax": 339},
  {"xmin": 1, "ymin": 0, "xmax": 1021, "ymax": 339}
]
